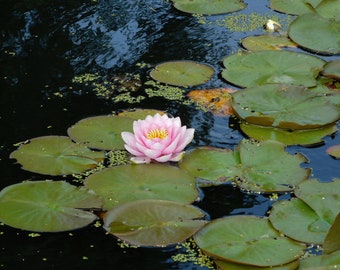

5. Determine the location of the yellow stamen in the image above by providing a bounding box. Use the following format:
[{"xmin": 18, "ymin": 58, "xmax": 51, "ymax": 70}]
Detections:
[{"xmin": 146, "ymin": 128, "xmax": 168, "ymax": 140}]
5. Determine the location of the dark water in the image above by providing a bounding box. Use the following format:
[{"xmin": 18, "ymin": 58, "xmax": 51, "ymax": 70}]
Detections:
[{"xmin": 1, "ymin": 0, "xmax": 339, "ymax": 269}]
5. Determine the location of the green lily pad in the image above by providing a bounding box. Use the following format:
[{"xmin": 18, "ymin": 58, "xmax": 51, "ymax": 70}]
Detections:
[
  {"xmin": 84, "ymin": 164, "xmax": 198, "ymax": 210},
  {"xmin": 0, "ymin": 181, "xmax": 102, "ymax": 232},
  {"xmin": 231, "ymin": 84, "xmax": 340, "ymax": 130},
  {"xmin": 172, "ymin": 0, "xmax": 246, "ymax": 15},
  {"xmin": 298, "ymin": 249, "xmax": 340, "ymax": 269},
  {"xmin": 315, "ymin": 0, "xmax": 340, "ymax": 20},
  {"xmin": 327, "ymin": 145, "xmax": 340, "ymax": 158},
  {"xmin": 288, "ymin": 13, "xmax": 340, "ymax": 55},
  {"xmin": 324, "ymin": 212, "xmax": 340, "ymax": 254},
  {"xmin": 234, "ymin": 140, "xmax": 310, "ymax": 192},
  {"xmin": 269, "ymin": 0, "xmax": 321, "ymax": 15},
  {"xmin": 179, "ymin": 147, "xmax": 240, "ymax": 186},
  {"xmin": 215, "ymin": 258, "xmax": 299, "ymax": 270},
  {"xmin": 117, "ymin": 109, "xmax": 166, "ymax": 119},
  {"xmin": 194, "ymin": 216, "xmax": 305, "ymax": 267},
  {"xmin": 149, "ymin": 61, "xmax": 214, "ymax": 87},
  {"xmin": 67, "ymin": 115, "xmax": 134, "ymax": 150},
  {"xmin": 222, "ymin": 51, "xmax": 325, "ymax": 88},
  {"xmin": 103, "ymin": 199, "xmax": 206, "ymax": 247},
  {"xmin": 10, "ymin": 136, "xmax": 105, "ymax": 175},
  {"xmin": 295, "ymin": 179, "xmax": 340, "ymax": 224},
  {"xmin": 241, "ymin": 35, "xmax": 297, "ymax": 51},
  {"xmin": 322, "ymin": 60, "xmax": 340, "ymax": 80},
  {"xmin": 240, "ymin": 122, "xmax": 338, "ymax": 146},
  {"xmin": 269, "ymin": 198, "xmax": 330, "ymax": 244}
]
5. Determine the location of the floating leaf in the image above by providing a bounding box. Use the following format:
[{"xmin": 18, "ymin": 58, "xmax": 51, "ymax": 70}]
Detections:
[
  {"xmin": 234, "ymin": 140, "xmax": 310, "ymax": 192},
  {"xmin": 179, "ymin": 147, "xmax": 240, "ymax": 186},
  {"xmin": 172, "ymin": 0, "xmax": 246, "ymax": 15},
  {"xmin": 187, "ymin": 88, "xmax": 236, "ymax": 116},
  {"xmin": 84, "ymin": 164, "xmax": 198, "ymax": 210},
  {"xmin": 194, "ymin": 216, "xmax": 305, "ymax": 267},
  {"xmin": 67, "ymin": 115, "xmax": 134, "ymax": 150},
  {"xmin": 240, "ymin": 122, "xmax": 338, "ymax": 146},
  {"xmin": 315, "ymin": 0, "xmax": 340, "ymax": 20},
  {"xmin": 10, "ymin": 136, "xmax": 104, "ymax": 175},
  {"xmin": 0, "ymin": 181, "xmax": 102, "ymax": 232},
  {"xmin": 322, "ymin": 60, "xmax": 340, "ymax": 80},
  {"xmin": 222, "ymin": 51, "xmax": 325, "ymax": 88},
  {"xmin": 103, "ymin": 199, "xmax": 206, "ymax": 247},
  {"xmin": 269, "ymin": 0, "xmax": 321, "ymax": 15},
  {"xmin": 288, "ymin": 13, "xmax": 340, "ymax": 55},
  {"xmin": 299, "ymin": 249, "xmax": 340, "ymax": 269},
  {"xmin": 327, "ymin": 145, "xmax": 340, "ymax": 159},
  {"xmin": 269, "ymin": 198, "xmax": 330, "ymax": 244},
  {"xmin": 241, "ymin": 35, "xmax": 297, "ymax": 51},
  {"xmin": 323, "ymin": 212, "xmax": 340, "ymax": 254},
  {"xmin": 231, "ymin": 84, "xmax": 340, "ymax": 130},
  {"xmin": 117, "ymin": 109, "xmax": 166, "ymax": 119},
  {"xmin": 295, "ymin": 179, "xmax": 340, "ymax": 224},
  {"xmin": 149, "ymin": 61, "xmax": 214, "ymax": 87},
  {"xmin": 215, "ymin": 258, "xmax": 299, "ymax": 270}
]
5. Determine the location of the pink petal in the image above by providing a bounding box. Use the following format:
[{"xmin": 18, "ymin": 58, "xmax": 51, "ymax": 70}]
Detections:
[
  {"xmin": 169, "ymin": 151, "xmax": 185, "ymax": 162},
  {"xmin": 175, "ymin": 128, "xmax": 195, "ymax": 151},
  {"xmin": 121, "ymin": 132, "xmax": 136, "ymax": 145},
  {"xmin": 155, "ymin": 154, "xmax": 172, "ymax": 162},
  {"xmin": 130, "ymin": 156, "xmax": 151, "ymax": 164},
  {"xmin": 124, "ymin": 144, "xmax": 144, "ymax": 156}
]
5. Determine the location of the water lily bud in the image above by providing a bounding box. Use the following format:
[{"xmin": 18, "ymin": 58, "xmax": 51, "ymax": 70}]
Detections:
[
  {"xmin": 121, "ymin": 113, "xmax": 194, "ymax": 164},
  {"xmin": 265, "ymin": 19, "xmax": 282, "ymax": 32}
]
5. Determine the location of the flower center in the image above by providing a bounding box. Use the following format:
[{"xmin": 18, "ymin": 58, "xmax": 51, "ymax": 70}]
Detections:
[{"xmin": 146, "ymin": 128, "xmax": 168, "ymax": 140}]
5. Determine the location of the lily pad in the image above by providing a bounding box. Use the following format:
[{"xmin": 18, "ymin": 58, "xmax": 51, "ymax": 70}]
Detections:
[
  {"xmin": 117, "ymin": 109, "xmax": 166, "ymax": 119},
  {"xmin": 103, "ymin": 199, "xmax": 206, "ymax": 247},
  {"xmin": 298, "ymin": 249, "xmax": 340, "ymax": 269},
  {"xmin": 84, "ymin": 164, "xmax": 198, "ymax": 209},
  {"xmin": 187, "ymin": 88, "xmax": 236, "ymax": 116},
  {"xmin": 234, "ymin": 140, "xmax": 310, "ymax": 192},
  {"xmin": 215, "ymin": 259, "xmax": 299, "ymax": 270},
  {"xmin": 194, "ymin": 216, "xmax": 305, "ymax": 267},
  {"xmin": 179, "ymin": 147, "xmax": 240, "ymax": 186},
  {"xmin": 323, "ymin": 212, "xmax": 340, "ymax": 254},
  {"xmin": 322, "ymin": 60, "xmax": 340, "ymax": 80},
  {"xmin": 149, "ymin": 61, "xmax": 214, "ymax": 87},
  {"xmin": 269, "ymin": 0, "xmax": 321, "ymax": 15},
  {"xmin": 288, "ymin": 13, "xmax": 340, "ymax": 55},
  {"xmin": 269, "ymin": 198, "xmax": 330, "ymax": 244},
  {"xmin": 10, "ymin": 136, "xmax": 105, "ymax": 175},
  {"xmin": 294, "ymin": 179, "xmax": 340, "ymax": 224},
  {"xmin": 222, "ymin": 51, "xmax": 325, "ymax": 87},
  {"xmin": 315, "ymin": 0, "xmax": 340, "ymax": 20},
  {"xmin": 0, "ymin": 181, "xmax": 102, "ymax": 232},
  {"xmin": 172, "ymin": 0, "xmax": 246, "ymax": 15},
  {"xmin": 67, "ymin": 115, "xmax": 134, "ymax": 150},
  {"xmin": 240, "ymin": 122, "xmax": 338, "ymax": 146},
  {"xmin": 327, "ymin": 145, "xmax": 340, "ymax": 159},
  {"xmin": 231, "ymin": 84, "xmax": 340, "ymax": 130},
  {"xmin": 241, "ymin": 35, "xmax": 297, "ymax": 51}
]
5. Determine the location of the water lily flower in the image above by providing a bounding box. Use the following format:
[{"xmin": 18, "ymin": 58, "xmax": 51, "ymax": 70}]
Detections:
[
  {"xmin": 265, "ymin": 19, "xmax": 282, "ymax": 32},
  {"xmin": 121, "ymin": 113, "xmax": 194, "ymax": 163}
]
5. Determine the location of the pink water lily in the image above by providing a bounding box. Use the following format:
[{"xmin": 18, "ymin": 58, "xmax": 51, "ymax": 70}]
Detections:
[{"xmin": 121, "ymin": 113, "xmax": 194, "ymax": 163}]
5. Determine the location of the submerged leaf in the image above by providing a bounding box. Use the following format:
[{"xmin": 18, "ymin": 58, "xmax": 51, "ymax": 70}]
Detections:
[
  {"xmin": 0, "ymin": 181, "xmax": 102, "ymax": 232},
  {"xmin": 103, "ymin": 199, "xmax": 206, "ymax": 247},
  {"xmin": 10, "ymin": 136, "xmax": 104, "ymax": 175}
]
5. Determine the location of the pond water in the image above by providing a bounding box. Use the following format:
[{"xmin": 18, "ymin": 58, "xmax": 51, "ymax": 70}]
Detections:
[{"xmin": 1, "ymin": 0, "xmax": 339, "ymax": 269}]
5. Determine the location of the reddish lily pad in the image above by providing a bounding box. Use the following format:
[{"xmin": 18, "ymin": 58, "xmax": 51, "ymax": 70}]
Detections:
[
  {"xmin": 194, "ymin": 216, "xmax": 305, "ymax": 267},
  {"xmin": 103, "ymin": 199, "xmax": 206, "ymax": 247},
  {"xmin": 0, "ymin": 181, "xmax": 102, "ymax": 232},
  {"xmin": 327, "ymin": 145, "xmax": 340, "ymax": 159},
  {"xmin": 10, "ymin": 136, "xmax": 105, "ymax": 175},
  {"xmin": 150, "ymin": 60, "xmax": 214, "ymax": 87}
]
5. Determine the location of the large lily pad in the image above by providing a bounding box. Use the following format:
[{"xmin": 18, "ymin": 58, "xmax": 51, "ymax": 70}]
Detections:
[
  {"xmin": 241, "ymin": 35, "xmax": 297, "ymax": 51},
  {"xmin": 269, "ymin": 198, "xmax": 330, "ymax": 244},
  {"xmin": 0, "ymin": 181, "xmax": 102, "ymax": 232},
  {"xmin": 84, "ymin": 164, "xmax": 198, "ymax": 209},
  {"xmin": 240, "ymin": 122, "xmax": 338, "ymax": 146},
  {"xmin": 215, "ymin": 259, "xmax": 299, "ymax": 270},
  {"xmin": 269, "ymin": 0, "xmax": 321, "ymax": 15},
  {"xmin": 231, "ymin": 84, "xmax": 340, "ymax": 130},
  {"xmin": 117, "ymin": 109, "xmax": 166, "ymax": 119},
  {"xmin": 294, "ymin": 179, "xmax": 340, "ymax": 224},
  {"xmin": 194, "ymin": 216, "xmax": 305, "ymax": 267},
  {"xmin": 172, "ymin": 0, "xmax": 246, "ymax": 15},
  {"xmin": 316, "ymin": 0, "xmax": 340, "ymax": 20},
  {"xmin": 149, "ymin": 61, "xmax": 214, "ymax": 87},
  {"xmin": 288, "ymin": 13, "xmax": 340, "ymax": 55},
  {"xmin": 67, "ymin": 115, "xmax": 134, "ymax": 150},
  {"xmin": 103, "ymin": 199, "xmax": 206, "ymax": 247},
  {"xmin": 10, "ymin": 136, "xmax": 105, "ymax": 175},
  {"xmin": 222, "ymin": 51, "xmax": 325, "ymax": 88},
  {"xmin": 298, "ymin": 249, "xmax": 340, "ymax": 269},
  {"xmin": 179, "ymin": 147, "xmax": 240, "ymax": 186},
  {"xmin": 234, "ymin": 140, "xmax": 310, "ymax": 192}
]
